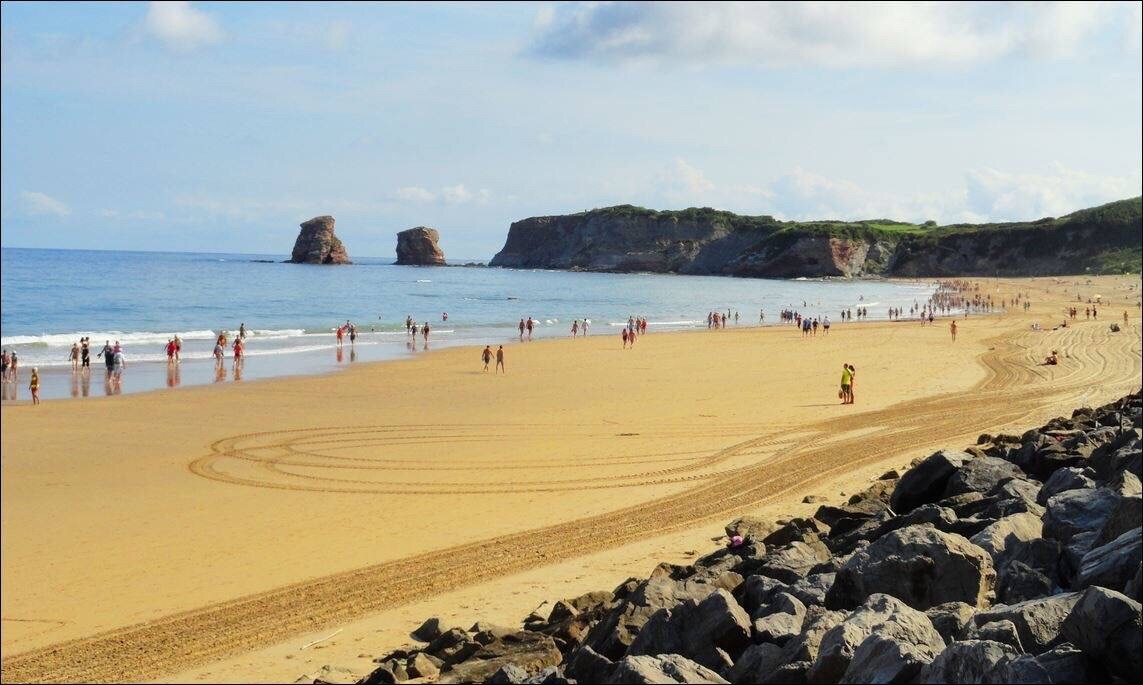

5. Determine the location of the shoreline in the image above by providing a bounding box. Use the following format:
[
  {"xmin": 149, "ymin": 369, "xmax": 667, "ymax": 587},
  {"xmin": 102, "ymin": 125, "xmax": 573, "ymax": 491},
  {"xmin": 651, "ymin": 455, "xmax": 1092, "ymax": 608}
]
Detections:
[{"xmin": 1, "ymin": 275, "xmax": 1139, "ymax": 682}]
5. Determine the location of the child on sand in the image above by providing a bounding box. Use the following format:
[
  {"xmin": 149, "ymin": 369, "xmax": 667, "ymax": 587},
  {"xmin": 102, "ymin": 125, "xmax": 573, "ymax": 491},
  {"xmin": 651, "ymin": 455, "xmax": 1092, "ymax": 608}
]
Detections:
[{"xmin": 29, "ymin": 367, "xmax": 40, "ymax": 405}]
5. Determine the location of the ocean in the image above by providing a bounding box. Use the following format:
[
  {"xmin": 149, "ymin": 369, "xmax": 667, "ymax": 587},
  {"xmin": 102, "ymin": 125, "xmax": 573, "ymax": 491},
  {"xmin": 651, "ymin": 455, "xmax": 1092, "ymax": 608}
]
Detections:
[{"xmin": 1, "ymin": 247, "xmax": 937, "ymax": 401}]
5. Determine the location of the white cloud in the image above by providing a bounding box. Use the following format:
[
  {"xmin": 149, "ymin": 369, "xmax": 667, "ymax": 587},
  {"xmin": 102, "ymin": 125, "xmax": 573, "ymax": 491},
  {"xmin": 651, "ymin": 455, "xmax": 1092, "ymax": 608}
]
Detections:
[
  {"xmin": 395, "ymin": 184, "xmax": 491, "ymax": 205},
  {"xmin": 964, "ymin": 165, "xmax": 1143, "ymax": 221},
  {"xmin": 142, "ymin": 1, "xmax": 223, "ymax": 52},
  {"xmin": 396, "ymin": 186, "xmax": 437, "ymax": 202},
  {"xmin": 442, "ymin": 184, "xmax": 474, "ymax": 204},
  {"xmin": 21, "ymin": 191, "xmax": 71, "ymax": 217},
  {"xmin": 528, "ymin": 2, "xmax": 1135, "ymax": 67}
]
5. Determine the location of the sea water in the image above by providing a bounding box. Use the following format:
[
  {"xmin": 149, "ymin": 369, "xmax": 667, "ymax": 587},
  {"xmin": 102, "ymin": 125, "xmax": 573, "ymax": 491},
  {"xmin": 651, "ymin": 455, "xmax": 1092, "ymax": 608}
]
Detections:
[{"xmin": 1, "ymin": 247, "xmax": 937, "ymax": 401}]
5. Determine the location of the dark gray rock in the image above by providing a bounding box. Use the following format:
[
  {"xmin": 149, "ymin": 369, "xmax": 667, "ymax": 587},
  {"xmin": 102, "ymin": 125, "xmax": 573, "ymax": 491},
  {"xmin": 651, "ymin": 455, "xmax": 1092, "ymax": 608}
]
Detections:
[
  {"xmin": 725, "ymin": 516, "xmax": 779, "ymax": 542},
  {"xmin": 973, "ymin": 593, "xmax": 1078, "ymax": 655},
  {"xmin": 1037, "ymin": 467, "xmax": 1095, "ymax": 505},
  {"xmin": 969, "ymin": 512, "xmax": 1043, "ymax": 568},
  {"xmin": 752, "ymin": 592, "xmax": 806, "ymax": 645},
  {"xmin": 427, "ymin": 627, "xmax": 480, "ymax": 664},
  {"xmin": 761, "ymin": 517, "xmax": 829, "ymax": 547},
  {"xmin": 919, "ymin": 640, "xmax": 1020, "ymax": 684},
  {"xmin": 606, "ymin": 654, "xmax": 729, "ymax": 684},
  {"xmin": 995, "ymin": 643, "xmax": 1106, "ymax": 685},
  {"xmin": 827, "ymin": 525, "xmax": 996, "ymax": 611},
  {"xmin": 582, "ymin": 565, "xmax": 741, "ymax": 659},
  {"xmin": 1060, "ymin": 586, "xmax": 1142, "ymax": 681},
  {"xmin": 787, "ymin": 573, "xmax": 835, "ymax": 607},
  {"xmin": 1076, "ymin": 527, "xmax": 1142, "ymax": 593},
  {"xmin": 965, "ymin": 618, "xmax": 1024, "ymax": 653},
  {"xmin": 437, "ymin": 632, "xmax": 562, "ymax": 684},
  {"xmin": 891, "ymin": 450, "xmax": 973, "ymax": 513},
  {"xmin": 996, "ymin": 560, "xmax": 1055, "ymax": 605},
  {"xmin": 945, "ymin": 457, "xmax": 1027, "ymax": 498},
  {"xmin": 732, "ymin": 606, "xmax": 845, "ymax": 683},
  {"xmin": 411, "ymin": 617, "xmax": 444, "ymax": 643},
  {"xmin": 564, "ymin": 645, "xmax": 614, "ymax": 684},
  {"xmin": 627, "ymin": 589, "xmax": 751, "ymax": 672},
  {"xmin": 813, "ymin": 499, "xmax": 890, "ymax": 528},
  {"xmin": 1127, "ymin": 563, "xmax": 1142, "ymax": 600},
  {"xmin": 288, "ymin": 215, "xmax": 351, "ymax": 264},
  {"xmin": 486, "ymin": 664, "xmax": 530, "ymax": 684},
  {"xmin": 755, "ymin": 539, "xmax": 832, "ymax": 584},
  {"xmin": 727, "ymin": 643, "xmax": 784, "ymax": 683},
  {"xmin": 736, "ymin": 575, "xmax": 787, "ymax": 615},
  {"xmin": 925, "ymin": 602, "xmax": 976, "ymax": 644},
  {"xmin": 1042, "ymin": 487, "xmax": 1119, "ymax": 545},
  {"xmin": 1095, "ymin": 494, "xmax": 1141, "ymax": 546},
  {"xmin": 808, "ymin": 593, "xmax": 944, "ymax": 684}
]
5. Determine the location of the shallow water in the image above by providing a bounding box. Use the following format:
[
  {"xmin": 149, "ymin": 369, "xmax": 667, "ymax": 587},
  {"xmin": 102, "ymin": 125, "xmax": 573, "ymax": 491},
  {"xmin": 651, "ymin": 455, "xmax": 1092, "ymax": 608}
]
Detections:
[{"xmin": 1, "ymin": 247, "xmax": 937, "ymax": 400}]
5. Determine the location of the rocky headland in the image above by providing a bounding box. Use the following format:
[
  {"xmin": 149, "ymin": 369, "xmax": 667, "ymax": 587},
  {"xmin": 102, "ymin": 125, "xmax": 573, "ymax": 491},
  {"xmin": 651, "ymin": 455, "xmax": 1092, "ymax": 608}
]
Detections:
[
  {"xmin": 289, "ymin": 216, "xmax": 352, "ymax": 265},
  {"xmin": 396, "ymin": 227, "xmax": 447, "ymax": 266},
  {"xmin": 489, "ymin": 197, "xmax": 1142, "ymax": 278},
  {"xmin": 303, "ymin": 390, "xmax": 1142, "ymax": 684}
]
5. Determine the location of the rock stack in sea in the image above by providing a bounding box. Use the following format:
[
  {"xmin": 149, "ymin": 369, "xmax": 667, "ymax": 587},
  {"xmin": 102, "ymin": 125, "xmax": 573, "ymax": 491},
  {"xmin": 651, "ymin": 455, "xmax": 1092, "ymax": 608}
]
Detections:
[
  {"xmin": 302, "ymin": 390, "xmax": 1142, "ymax": 684},
  {"xmin": 288, "ymin": 216, "xmax": 352, "ymax": 264},
  {"xmin": 395, "ymin": 227, "xmax": 446, "ymax": 266}
]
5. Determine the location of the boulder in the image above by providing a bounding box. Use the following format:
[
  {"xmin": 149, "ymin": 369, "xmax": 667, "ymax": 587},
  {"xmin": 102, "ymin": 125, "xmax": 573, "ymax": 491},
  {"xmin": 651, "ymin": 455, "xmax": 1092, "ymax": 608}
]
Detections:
[
  {"xmin": 1076, "ymin": 527, "xmax": 1142, "ymax": 593},
  {"xmin": 582, "ymin": 565, "xmax": 740, "ymax": 659},
  {"xmin": 564, "ymin": 645, "xmax": 615, "ymax": 684},
  {"xmin": 730, "ymin": 606, "xmax": 845, "ymax": 683},
  {"xmin": 969, "ymin": 513, "xmax": 1043, "ymax": 567},
  {"xmin": 406, "ymin": 652, "xmax": 441, "ymax": 679},
  {"xmin": 1037, "ymin": 467, "xmax": 1095, "ymax": 505},
  {"xmin": 841, "ymin": 632, "xmax": 938, "ymax": 684},
  {"xmin": 1060, "ymin": 586, "xmax": 1142, "ymax": 681},
  {"xmin": 760, "ymin": 517, "xmax": 828, "ymax": 547},
  {"xmin": 486, "ymin": 664, "xmax": 529, "ymax": 684},
  {"xmin": 605, "ymin": 654, "xmax": 729, "ymax": 684},
  {"xmin": 972, "ymin": 593, "xmax": 1078, "ymax": 655},
  {"xmin": 945, "ymin": 457, "xmax": 1027, "ymax": 498},
  {"xmin": 626, "ymin": 589, "xmax": 751, "ymax": 671},
  {"xmin": 395, "ymin": 226, "xmax": 446, "ymax": 266},
  {"xmin": 752, "ymin": 592, "xmax": 806, "ymax": 645},
  {"xmin": 288, "ymin": 216, "xmax": 351, "ymax": 264},
  {"xmin": 808, "ymin": 594, "xmax": 944, "ymax": 684},
  {"xmin": 827, "ymin": 525, "xmax": 996, "ymax": 611},
  {"xmin": 1095, "ymin": 494, "xmax": 1141, "ymax": 546},
  {"xmin": 411, "ymin": 617, "xmax": 444, "ymax": 642},
  {"xmin": 890, "ymin": 450, "xmax": 972, "ymax": 513},
  {"xmin": 754, "ymin": 539, "xmax": 831, "ymax": 583},
  {"xmin": 725, "ymin": 516, "xmax": 780, "ymax": 542},
  {"xmin": 925, "ymin": 602, "xmax": 976, "ymax": 643},
  {"xmin": 787, "ymin": 573, "xmax": 835, "ymax": 608},
  {"xmin": 919, "ymin": 640, "xmax": 1020, "ymax": 684},
  {"xmin": 995, "ymin": 642, "xmax": 1107, "ymax": 685},
  {"xmin": 996, "ymin": 560, "xmax": 1055, "ymax": 605},
  {"xmin": 1127, "ymin": 563, "xmax": 1142, "ymax": 600},
  {"xmin": 436, "ymin": 631, "xmax": 561, "ymax": 683},
  {"xmin": 1042, "ymin": 487, "xmax": 1119, "ymax": 545},
  {"xmin": 964, "ymin": 618, "xmax": 1024, "ymax": 652}
]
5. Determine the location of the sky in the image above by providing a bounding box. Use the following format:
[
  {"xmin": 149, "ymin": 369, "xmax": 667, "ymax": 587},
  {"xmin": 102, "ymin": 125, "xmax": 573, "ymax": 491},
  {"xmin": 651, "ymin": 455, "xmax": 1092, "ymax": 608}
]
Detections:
[{"xmin": 1, "ymin": 1, "xmax": 1141, "ymax": 260}]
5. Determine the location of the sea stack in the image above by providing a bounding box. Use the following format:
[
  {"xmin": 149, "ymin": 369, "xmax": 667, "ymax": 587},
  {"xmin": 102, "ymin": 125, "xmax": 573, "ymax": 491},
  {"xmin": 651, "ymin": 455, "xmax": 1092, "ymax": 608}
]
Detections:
[
  {"xmin": 395, "ymin": 227, "xmax": 446, "ymax": 266},
  {"xmin": 288, "ymin": 215, "xmax": 351, "ymax": 264}
]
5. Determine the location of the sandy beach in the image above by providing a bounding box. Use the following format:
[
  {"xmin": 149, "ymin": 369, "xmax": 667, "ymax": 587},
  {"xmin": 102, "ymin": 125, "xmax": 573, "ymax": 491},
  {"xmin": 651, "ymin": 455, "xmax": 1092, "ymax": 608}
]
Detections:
[{"xmin": 1, "ymin": 275, "xmax": 1140, "ymax": 683}]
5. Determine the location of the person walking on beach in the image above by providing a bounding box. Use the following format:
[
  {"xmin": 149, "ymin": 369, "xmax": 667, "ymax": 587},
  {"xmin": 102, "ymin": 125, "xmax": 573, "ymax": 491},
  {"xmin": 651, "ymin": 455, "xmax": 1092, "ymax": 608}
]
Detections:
[
  {"xmin": 29, "ymin": 367, "xmax": 41, "ymax": 405},
  {"xmin": 571, "ymin": 320, "xmax": 579, "ymax": 338},
  {"xmin": 518, "ymin": 318, "xmax": 526, "ymax": 340},
  {"xmin": 213, "ymin": 338, "xmax": 225, "ymax": 366},
  {"xmin": 847, "ymin": 364, "xmax": 857, "ymax": 404},
  {"xmin": 174, "ymin": 335, "xmax": 182, "ymax": 362},
  {"xmin": 950, "ymin": 320, "xmax": 958, "ymax": 342},
  {"xmin": 233, "ymin": 336, "xmax": 244, "ymax": 364},
  {"xmin": 166, "ymin": 338, "xmax": 177, "ymax": 362},
  {"xmin": 582, "ymin": 318, "xmax": 589, "ymax": 336},
  {"xmin": 840, "ymin": 363, "xmax": 853, "ymax": 405},
  {"xmin": 526, "ymin": 317, "xmax": 535, "ymax": 340},
  {"xmin": 80, "ymin": 337, "xmax": 91, "ymax": 370},
  {"xmin": 99, "ymin": 340, "xmax": 114, "ymax": 375},
  {"xmin": 422, "ymin": 321, "xmax": 430, "ymax": 342},
  {"xmin": 111, "ymin": 348, "xmax": 126, "ymax": 388},
  {"xmin": 621, "ymin": 328, "xmax": 629, "ymax": 349},
  {"xmin": 482, "ymin": 345, "xmax": 493, "ymax": 372},
  {"xmin": 69, "ymin": 342, "xmax": 80, "ymax": 370},
  {"xmin": 336, "ymin": 324, "xmax": 345, "ymax": 346},
  {"xmin": 1, "ymin": 350, "xmax": 9, "ymax": 382},
  {"xmin": 495, "ymin": 345, "xmax": 505, "ymax": 373},
  {"xmin": 239, "ymin": 323, "xmax": 247, "ymax": 340}
]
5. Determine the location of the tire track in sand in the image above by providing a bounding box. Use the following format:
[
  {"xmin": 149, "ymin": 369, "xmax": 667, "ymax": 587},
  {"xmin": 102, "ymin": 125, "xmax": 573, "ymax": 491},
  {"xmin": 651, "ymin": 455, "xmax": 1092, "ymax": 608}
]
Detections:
[{"xmin": 3, "ymin": 322, "xmax": 1140, "ymax": 683}]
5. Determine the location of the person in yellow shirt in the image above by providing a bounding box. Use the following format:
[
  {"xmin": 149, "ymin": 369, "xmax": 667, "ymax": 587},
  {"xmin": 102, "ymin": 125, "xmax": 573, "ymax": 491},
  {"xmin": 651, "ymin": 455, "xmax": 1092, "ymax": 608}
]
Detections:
[
  {"xmin": 840, "ymin": 363, "xmax": 853, "ymax": 404},
  {"xmin": 29, "ymin": 367, "xmax": 41, "ymax": 405}
]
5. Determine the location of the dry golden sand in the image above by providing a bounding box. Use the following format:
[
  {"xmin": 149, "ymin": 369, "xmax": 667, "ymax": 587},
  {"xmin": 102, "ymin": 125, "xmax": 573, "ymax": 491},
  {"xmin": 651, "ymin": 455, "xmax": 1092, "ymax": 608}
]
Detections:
[{"xmin": 1, "ymin": 275, "xmax": 1140, "ymax": 683}]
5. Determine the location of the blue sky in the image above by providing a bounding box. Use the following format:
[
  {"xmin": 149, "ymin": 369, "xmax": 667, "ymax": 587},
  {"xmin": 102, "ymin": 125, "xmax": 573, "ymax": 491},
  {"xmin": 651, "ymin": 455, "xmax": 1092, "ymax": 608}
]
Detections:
[{"xmin": 2, "ymin": 1, "xmax": 1141, "ymax": 259}]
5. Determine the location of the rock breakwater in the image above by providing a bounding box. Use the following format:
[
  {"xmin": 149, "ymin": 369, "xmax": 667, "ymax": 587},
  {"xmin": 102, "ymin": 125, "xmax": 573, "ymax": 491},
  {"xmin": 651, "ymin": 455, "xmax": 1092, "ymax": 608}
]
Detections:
[{"xmin": 303, "ymin": 389, "xmax": 1142, "ymax": 684}]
